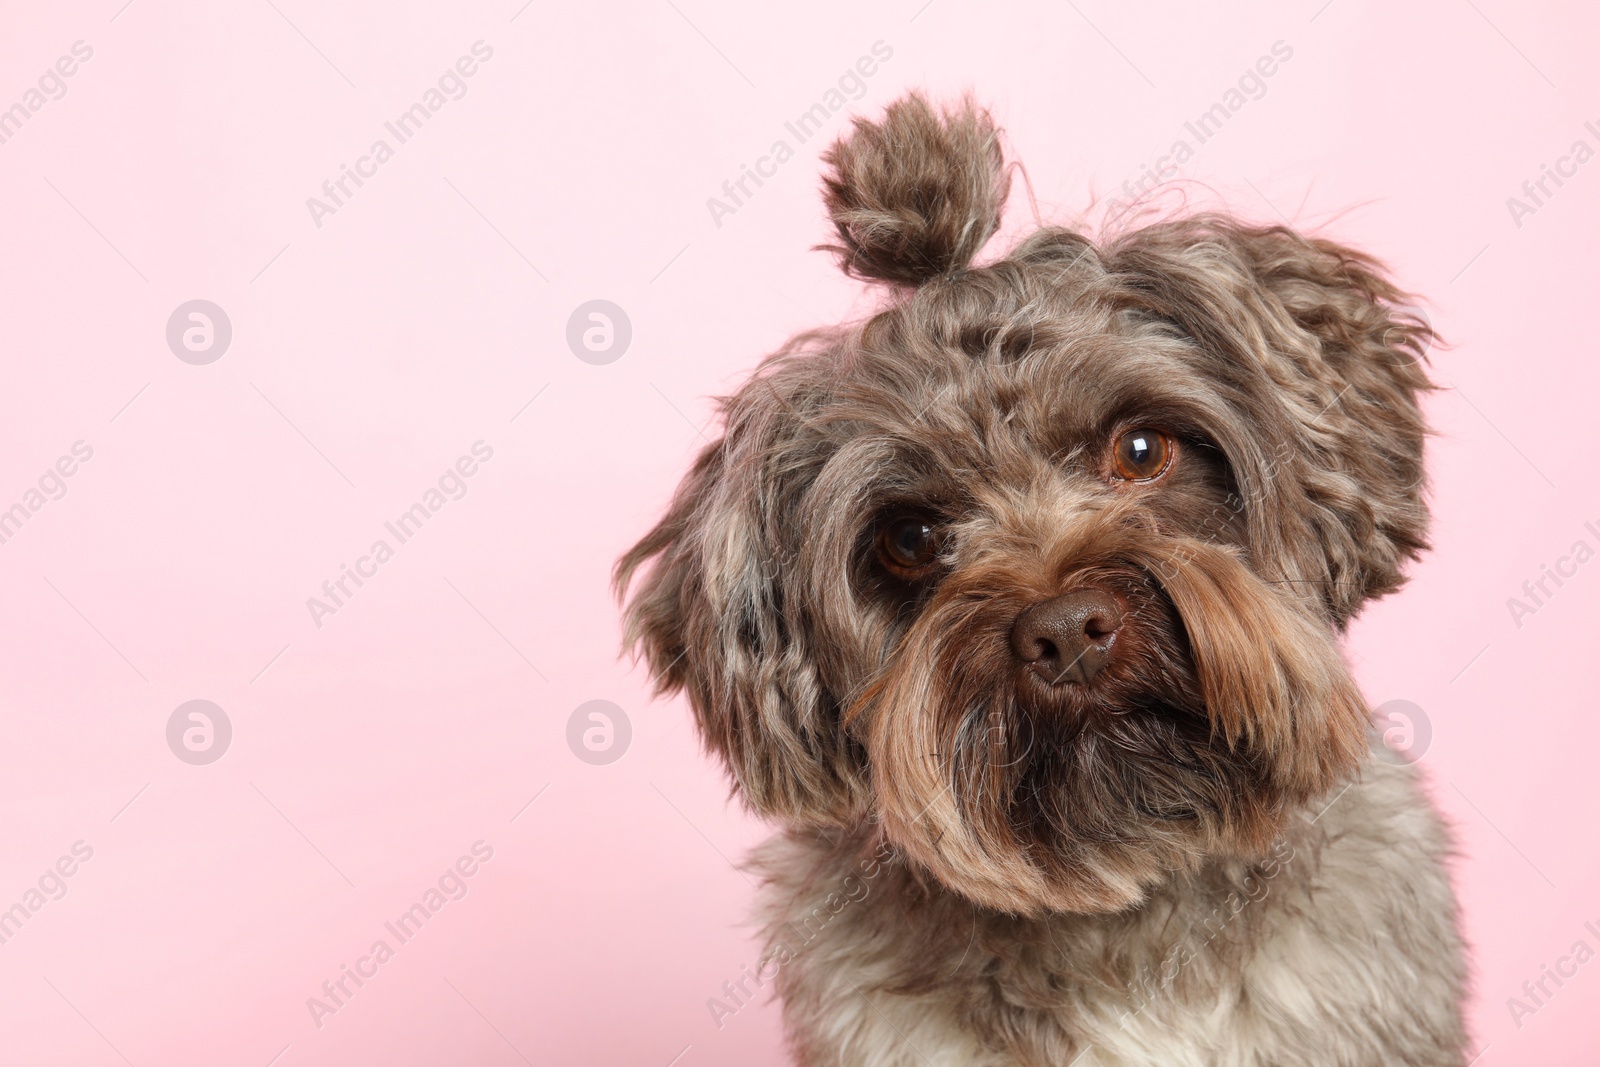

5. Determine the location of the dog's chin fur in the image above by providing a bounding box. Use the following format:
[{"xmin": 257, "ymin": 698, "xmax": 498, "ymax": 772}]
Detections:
[
  {"xmin": 751, "ymin": 743, "xmax": 1467, "ymax": 1067},
  {"xmin": 616, "ymin": 92, "xmax": 1466, "ymax": 1063}
]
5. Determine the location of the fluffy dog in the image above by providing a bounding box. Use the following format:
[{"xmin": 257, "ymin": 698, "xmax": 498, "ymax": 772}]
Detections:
[{"xmin": 618, "ymin": 93, "xmax": 1468, "ymax": 1065}]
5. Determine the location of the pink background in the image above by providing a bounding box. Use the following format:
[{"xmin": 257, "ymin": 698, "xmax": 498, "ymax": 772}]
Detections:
[{"xmin": 0, "ymin": 1, "xmax": 1595, "ymax": 1063}]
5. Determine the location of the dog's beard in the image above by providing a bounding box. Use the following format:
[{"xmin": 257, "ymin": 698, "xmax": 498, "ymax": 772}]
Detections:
[{"xmin": 851, "ymin": 518, "xmax": 1369, "ymax": 917}]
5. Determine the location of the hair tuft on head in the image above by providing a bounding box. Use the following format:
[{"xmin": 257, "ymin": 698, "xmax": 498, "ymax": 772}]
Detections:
[{"xmin": 820, "ymin": 92, "xmax": 1010, "ymax": 287}]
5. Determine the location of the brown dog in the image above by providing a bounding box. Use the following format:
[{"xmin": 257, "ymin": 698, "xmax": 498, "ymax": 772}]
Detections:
[{"xmin": 618, "ymin": 93, "xmax": 1468, "ymax": 1066}]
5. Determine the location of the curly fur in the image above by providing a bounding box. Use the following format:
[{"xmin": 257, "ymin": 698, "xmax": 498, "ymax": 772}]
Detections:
[
  {"xmin": 820, "ymin": 92, "xmax": 1010, "ymax": 286},
  {"xmin": 616, "ymin": 94, "xmax": 1465, "ymax": 1065}
]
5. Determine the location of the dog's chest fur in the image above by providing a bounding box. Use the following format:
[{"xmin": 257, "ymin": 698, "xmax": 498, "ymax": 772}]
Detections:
[{"xmin": 752, "ymin": 746, "xmax": 1468, "ymax": 1067}]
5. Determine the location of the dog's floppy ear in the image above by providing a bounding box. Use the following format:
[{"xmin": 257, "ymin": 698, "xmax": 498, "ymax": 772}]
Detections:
[
  {"xmin": 821, "ymin": 92, "xmax": 1010, "ymax": 287},
  {"xmin": 1107, "ymin": 216, "xmax": 1435, "ymax": 624},
  {"xmin": 615, "ymin": 364, "xmax": 867, "ymax": 825}
]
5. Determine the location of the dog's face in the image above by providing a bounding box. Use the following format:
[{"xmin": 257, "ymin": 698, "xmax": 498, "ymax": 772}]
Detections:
[{"xmin": 619, "ymin": 94, "xmax": 1433, "ymax": 916}]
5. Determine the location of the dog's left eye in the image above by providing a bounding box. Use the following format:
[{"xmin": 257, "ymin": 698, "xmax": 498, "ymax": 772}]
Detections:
[
  {"xmin": 1111, "ymin": 429, "xmax": 1175, "ymax": 481},
  {"xmin": 877, "ymin": 516, "xmax": 941, "ymax": 575}
]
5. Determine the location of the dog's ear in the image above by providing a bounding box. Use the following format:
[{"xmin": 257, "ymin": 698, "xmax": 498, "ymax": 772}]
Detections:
[
  {"xmin": 1107, "ymin": 216, "xmax": 1435, "ymax": 624},
  {"xmin": 615, "ymin": 365, "xmax": 867, "ymax": 825},
  {"xmin": 821, "ymin": 92, "xmax": 1010, "ymax": 287}
]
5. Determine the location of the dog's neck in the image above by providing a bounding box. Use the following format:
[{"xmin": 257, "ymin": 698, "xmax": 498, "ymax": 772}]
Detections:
[
  {"xmin": 747, "ymin": 746, "xmax": 1464, "ymax": 1064},
  {"xmin": 758, "ymin": 755, "xmax": 1379, "ymax": 998}
]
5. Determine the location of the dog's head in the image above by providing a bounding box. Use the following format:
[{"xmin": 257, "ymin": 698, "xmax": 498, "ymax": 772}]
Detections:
[{"xmin": 617, "ymin": 94, "xmax": 1433, "ymax": 916}]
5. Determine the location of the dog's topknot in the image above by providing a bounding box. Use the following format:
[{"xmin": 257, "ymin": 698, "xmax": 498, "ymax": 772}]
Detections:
[{"xmin": 821, "ymin": 93, "xmax": 1010, "ymax": 287}]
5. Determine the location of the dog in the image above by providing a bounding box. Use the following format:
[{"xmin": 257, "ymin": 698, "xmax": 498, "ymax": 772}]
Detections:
[{"xmin": 617, "ymin": 93, "xmax": 1468, "ymax": 1066}]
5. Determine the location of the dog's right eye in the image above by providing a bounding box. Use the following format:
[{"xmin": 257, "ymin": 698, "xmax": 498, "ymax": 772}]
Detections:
[
  {"xmin": 1111, "ymin": 428, "xmax": 1175, "ymax": 482},
  {"xmin": 877, "ymin": 516, "xmax": 941, "ymax": 576}
]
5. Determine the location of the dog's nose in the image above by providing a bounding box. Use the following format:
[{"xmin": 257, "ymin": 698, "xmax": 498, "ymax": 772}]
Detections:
[{"xmin": 1010, "ymin": 589, "xmax": 1124, "ymax": 685}]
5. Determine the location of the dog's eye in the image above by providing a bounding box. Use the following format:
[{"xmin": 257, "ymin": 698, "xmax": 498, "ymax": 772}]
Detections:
[
  {"xmin": 1111, "ymin": 429, "xmax": 1174, "ymax": 481},
  {"xmin": 877, "ymin": 516, "xmax": 940, "ymax": 575}
]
